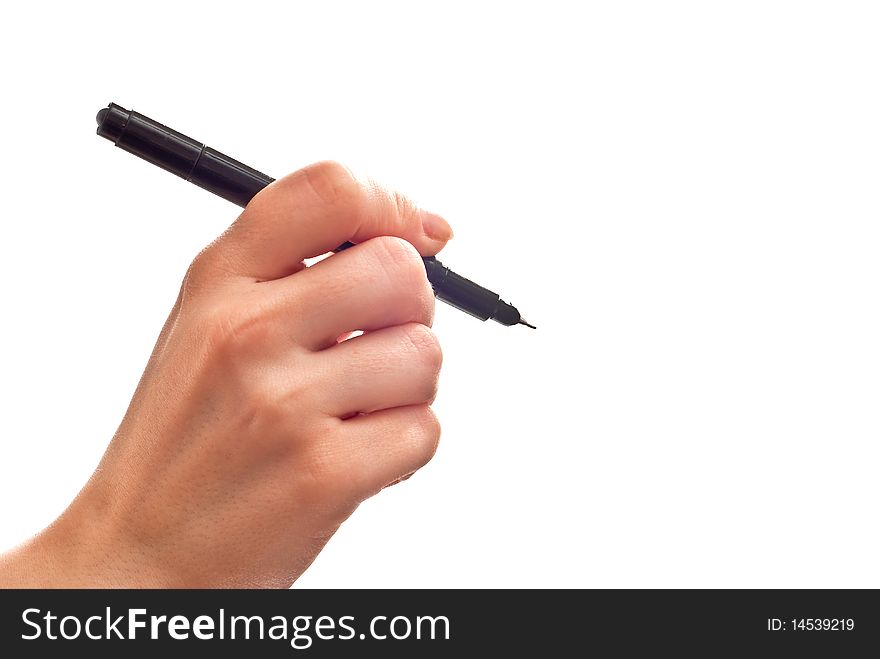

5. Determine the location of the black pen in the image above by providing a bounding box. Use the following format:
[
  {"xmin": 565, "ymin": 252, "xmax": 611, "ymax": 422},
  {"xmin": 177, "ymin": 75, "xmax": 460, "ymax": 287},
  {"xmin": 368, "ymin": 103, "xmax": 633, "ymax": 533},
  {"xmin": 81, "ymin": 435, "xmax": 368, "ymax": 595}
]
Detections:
[{"xmin": 95, "ymin": 103, "xmax": 534, "ymax": 329}]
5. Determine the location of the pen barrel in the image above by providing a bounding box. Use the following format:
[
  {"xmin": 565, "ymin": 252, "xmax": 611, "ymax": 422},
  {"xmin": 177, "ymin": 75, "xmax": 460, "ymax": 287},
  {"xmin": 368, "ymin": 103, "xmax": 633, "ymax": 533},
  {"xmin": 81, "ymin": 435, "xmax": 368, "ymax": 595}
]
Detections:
[
  {"xmin": 96, "ymin": 103, "xmax": 272, "ymax": 207},
  {"xmin": 423, "ymin": 257, "xmax": 499, "ymax": 321},
  {"xmin": 190, "ymin": 147, "xmax": 273, "ymax": 208}
]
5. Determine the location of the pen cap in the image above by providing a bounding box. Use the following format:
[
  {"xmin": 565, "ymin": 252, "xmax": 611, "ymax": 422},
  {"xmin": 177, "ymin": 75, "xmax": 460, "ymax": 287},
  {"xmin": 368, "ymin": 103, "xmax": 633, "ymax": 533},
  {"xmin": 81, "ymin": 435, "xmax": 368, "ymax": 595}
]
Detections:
[
  {"xmin": 96, "ymin": 103, "xmax": 273, "ymax": 207},
  {"xmin": 95, "ymin": 104, "xmax": 129, "ymax": 142},
  {"xmin": 97, "ymin": 103, "xmax": 203, "ymax": 179}
]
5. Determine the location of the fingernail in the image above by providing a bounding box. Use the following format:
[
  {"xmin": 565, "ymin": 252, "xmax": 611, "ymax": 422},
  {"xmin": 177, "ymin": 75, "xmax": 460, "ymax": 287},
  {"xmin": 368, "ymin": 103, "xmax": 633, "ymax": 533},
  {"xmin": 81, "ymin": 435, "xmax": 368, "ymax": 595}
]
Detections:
[{"xmin": 420, "ymin": 211, "xmax": 454, "ymax": 241}]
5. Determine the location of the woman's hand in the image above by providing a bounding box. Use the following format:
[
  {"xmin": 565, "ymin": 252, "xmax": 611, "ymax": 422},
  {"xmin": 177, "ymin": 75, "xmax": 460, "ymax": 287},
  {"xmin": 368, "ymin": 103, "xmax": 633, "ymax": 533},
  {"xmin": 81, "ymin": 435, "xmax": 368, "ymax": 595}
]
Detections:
[{"xmin": 0, "ymin": 161, "xmax": 453, "ymax": 588}]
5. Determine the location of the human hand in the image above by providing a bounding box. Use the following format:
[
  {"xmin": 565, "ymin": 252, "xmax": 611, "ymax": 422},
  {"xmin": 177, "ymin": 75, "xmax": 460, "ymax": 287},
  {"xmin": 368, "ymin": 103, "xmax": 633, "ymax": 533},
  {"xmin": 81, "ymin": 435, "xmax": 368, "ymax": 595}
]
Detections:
[{"xmin": 0, "ymin": 161, "xmax": 453, "ymax": 588}]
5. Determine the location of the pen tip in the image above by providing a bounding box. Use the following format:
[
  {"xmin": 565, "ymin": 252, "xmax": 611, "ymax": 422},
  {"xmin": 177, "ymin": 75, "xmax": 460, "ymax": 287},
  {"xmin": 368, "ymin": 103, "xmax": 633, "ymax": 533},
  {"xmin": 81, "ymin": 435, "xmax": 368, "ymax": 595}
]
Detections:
[{"xmin": 518, "ymin": 318, "xmax": 537, "ymax": 329}]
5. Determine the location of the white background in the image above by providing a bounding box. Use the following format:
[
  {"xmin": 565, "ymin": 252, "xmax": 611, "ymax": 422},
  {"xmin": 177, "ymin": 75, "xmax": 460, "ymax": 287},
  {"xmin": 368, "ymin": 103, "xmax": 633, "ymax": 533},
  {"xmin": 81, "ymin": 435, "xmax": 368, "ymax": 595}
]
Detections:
[{"xmin": 0, "ymin": 1, "xmax": 878, "ymax": 588}]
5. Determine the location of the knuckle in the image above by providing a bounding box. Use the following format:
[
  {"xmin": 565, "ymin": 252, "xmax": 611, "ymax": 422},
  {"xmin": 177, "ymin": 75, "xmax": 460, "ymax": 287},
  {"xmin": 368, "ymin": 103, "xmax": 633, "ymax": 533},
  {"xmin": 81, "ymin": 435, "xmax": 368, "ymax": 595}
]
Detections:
[
  {"xmin": 299, "ymin": 448, "xmax": 337, "ymax": 491},
  {"xmin": 299, "ymin": 160, "xmax": 360, "ymax": 206},
  {"xmin": 249, "ymin": 160, "xmax": 361, "ymax": 217},
  {"xmin": 390, "ymin": 190, "xmax": 421, "ymax": 224},
  {"xmin": 408, "ymin": 407, "xmax": 442, "ymax": 467},
  {"xmin": 180, "ymin": 237, "xmax": 241, "ymax": 302},
  {"xmin": 301, "ymin": 439, "xmax": 367, "ymax": 501},
  {"xmin": 182, "ymin": 248, "xmax": 213, "ymax": 296},
  {"xmin": 199, "ymin": 299, "xmax": 279, "ymax": 355},
  {"xmin": 371, "ymin": 234, "xmax": 422, "ymax": 267},
  {"xmin": 240, "ymin": 379, "xmax": 288, "ymax": 436},
  {"xmin": 367, "ymin": 236, "xmax": 434, "ymax": 316},
  {"xmin": 402, "ymin": 323, "xmax": 443, "ymax": 376}
]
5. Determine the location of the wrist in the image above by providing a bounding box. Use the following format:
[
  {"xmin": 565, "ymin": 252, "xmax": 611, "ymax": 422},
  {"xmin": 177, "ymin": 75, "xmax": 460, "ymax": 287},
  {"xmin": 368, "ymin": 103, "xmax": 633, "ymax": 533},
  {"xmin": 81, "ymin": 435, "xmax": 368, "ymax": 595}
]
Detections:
[{"xmin": 0, "ymin": 488, "xmax": 176, "ymax": 588}]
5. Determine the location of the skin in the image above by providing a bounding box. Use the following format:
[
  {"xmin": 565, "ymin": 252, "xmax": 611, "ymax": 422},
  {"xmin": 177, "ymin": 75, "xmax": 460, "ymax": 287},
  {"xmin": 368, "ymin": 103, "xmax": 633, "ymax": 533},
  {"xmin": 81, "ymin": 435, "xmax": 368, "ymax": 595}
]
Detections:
[{"xmin": 0, "ymin": 161, "xmax": 454, "ymax": 588}]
